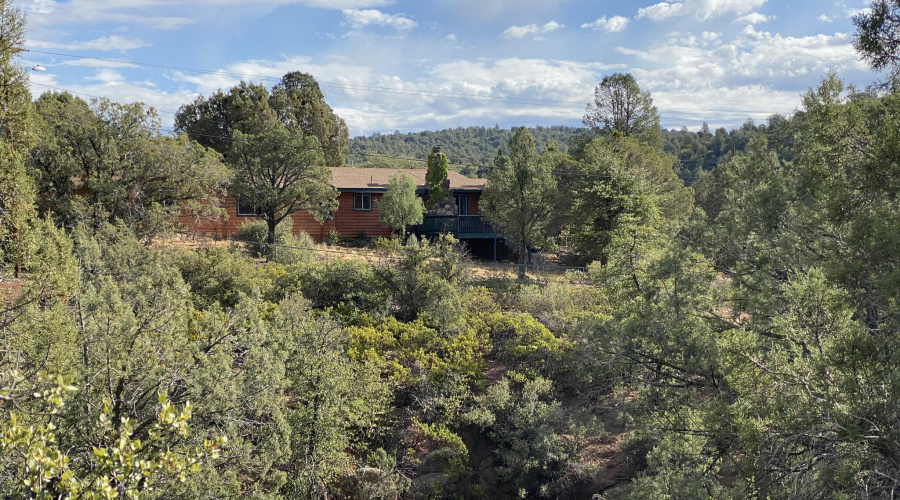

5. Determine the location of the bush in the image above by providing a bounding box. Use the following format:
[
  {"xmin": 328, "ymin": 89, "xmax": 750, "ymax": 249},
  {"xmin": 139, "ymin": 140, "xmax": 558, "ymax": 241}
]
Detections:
[
  {"xmin": 469, "ymin": 311, "xmax": 568, "ymax": 376},
  {"xmin": 272, "ymin": 232, "xmax": 315, "ymax": 265},
  {"xmin": 171, "ymin": 245, "xmax": 273, "ymax": 310},
  {"xmin": 290, "ymin": 258, "xmax": 390, "ymax": 314},
  {"xmin": 235, "ymin": 217, "xmax": 293, "ymax": 257},
  {"xmin": 372, "ymin": 236, "xmax": 402, "ymax": 255},
  {"xmin": 325, "ymin": 228, "xmax": 340, "ymax": 246}
]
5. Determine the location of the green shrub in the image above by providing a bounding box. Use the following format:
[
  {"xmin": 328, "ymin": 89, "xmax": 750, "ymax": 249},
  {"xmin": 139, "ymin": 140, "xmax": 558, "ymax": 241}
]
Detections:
[
  {"xmin": 235, "ymin": 217, "xmax": 293, "ymax": 257},
  {"xmin": 290, "ymin": 258, "xmax": 390, "ymax": 314},
  {"xmin": 325, "ymin": 228, "xmax": 341, "ymax": 246},
  {"xmin": 273, "ymin": 231, "xmax": 315, "ymax": 265},
  {"xmin": 373, "ymin": 236, "xmax": 402, "ymax": 255},
  {"xmin": 469, "ymin": 311, "xmax": 568, "ymax": 376},
  {"xmin": 171, "ymin": 245, "xmax": 272, "ymax": 310}
]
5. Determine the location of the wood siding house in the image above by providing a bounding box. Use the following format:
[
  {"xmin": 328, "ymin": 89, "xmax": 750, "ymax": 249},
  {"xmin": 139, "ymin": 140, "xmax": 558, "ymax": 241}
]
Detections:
[{"xmin": 179, "ymin": 166, "xmax": 498, "ymax": 245}]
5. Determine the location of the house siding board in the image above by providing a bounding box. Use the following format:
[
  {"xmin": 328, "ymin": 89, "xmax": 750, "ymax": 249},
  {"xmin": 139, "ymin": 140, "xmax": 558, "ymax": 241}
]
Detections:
[
  {"xmin": 178, "ymin": 168, "xmax": 484, "ymax": 241},
  {"xmin": 468, "ymin": 193, "xmax": 481, "ymax": 215},
  {"xmin": 332, "ymin": 192, "xmax": 393, "ymax": 238}
]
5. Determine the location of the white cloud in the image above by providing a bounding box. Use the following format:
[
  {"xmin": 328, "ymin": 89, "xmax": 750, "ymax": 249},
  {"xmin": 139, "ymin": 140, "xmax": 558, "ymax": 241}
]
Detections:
[
  {"xmin": 29, "ymin": 71, "xmax": 198, "ymax": 118},
  {"xmin": 87, "ymin": 69, "xmax": 126, "ymax": 83},
  {"xmin": 844, "ymin": 7, "xmax": 870, "ymax": 18},
  {"xmin": 168, "ymin": 55, "xmax": 614, "ymax": 135},
  {"xmin": 444, "ymin": 34, "xmax": 457, "ymax": 41},
  {"xmin": 444, "ymin": 0, "xmax": 568, "ymax": 21},
  {"xmin": 638, "ymin": 0, "xmax": 768, "ymax": 22},
  {"xmin": 31, "ymin": 35, "xmax": 150, "ymax": 52},
  {"xmin": 342, "ymin": 9, "xmax": 417, "ymax": 30},
  {"xmin": 734, "ymin": 12, "xmax": 772, "ymax": 24},
  {"xmin": 500, "ymin": 20, "xmax": 563, "ymax": 39},
  {"xmin": 581, "ymin": 15, "xmax": 629, "ymax": 33},
  {"xmin": 64, "ymin": 59, "xmax": 139, "ymax": 69},
  {"xmin": 818, "ymin": 14, "xmax": 833, "ymax": 23}
]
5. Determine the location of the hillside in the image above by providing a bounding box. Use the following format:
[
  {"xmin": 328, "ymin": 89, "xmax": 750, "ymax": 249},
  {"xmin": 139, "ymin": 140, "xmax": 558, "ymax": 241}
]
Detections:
[
  {"xmin": 347, "ymin": 118, "xmax": 796, "ymax": 183},
  {"xmin": 347, "ymin": 125, "xmax": 588, "ymax": 174}
]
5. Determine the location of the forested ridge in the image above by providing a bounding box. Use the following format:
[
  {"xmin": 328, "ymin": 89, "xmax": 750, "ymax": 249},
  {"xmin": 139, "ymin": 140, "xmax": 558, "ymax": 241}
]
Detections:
[
  {"xmin": 348, "ymin": 119, "xmax": 793, "ymax": 184},
  {"xmin": 5, "ymin": 0, "xmax": 900, "ymax": 498}
]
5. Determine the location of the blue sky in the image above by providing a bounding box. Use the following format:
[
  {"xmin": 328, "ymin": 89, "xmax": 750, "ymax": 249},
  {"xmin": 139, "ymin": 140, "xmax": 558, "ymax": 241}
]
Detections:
[{"xmin": 17, "ymin": 0, "xmax": 878, "ymax": 137}]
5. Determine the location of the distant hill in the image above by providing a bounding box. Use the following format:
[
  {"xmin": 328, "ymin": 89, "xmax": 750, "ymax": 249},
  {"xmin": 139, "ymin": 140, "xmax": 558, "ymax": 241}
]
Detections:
[
  {"xmin": 348, "ymin": 118, "xmax": 795, "ymax": 184},
  {"xmin": 347, "ymin": 125, "xmax": 587, "ymax": 175}
]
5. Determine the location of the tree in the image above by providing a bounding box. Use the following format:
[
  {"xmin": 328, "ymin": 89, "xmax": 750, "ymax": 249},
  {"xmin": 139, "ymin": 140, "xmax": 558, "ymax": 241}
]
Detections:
[
  {"xmin": 228, "ymin": 125, "xmax": 337, "ymax": 244},
  {"xmin": 270, "ymin": 71, "xmax": 350, "ymax": 166},
  {"xmin": 569, "ymin": 136, "xmax": 692, "ymax": 266},
  {"xmin": 0, "ymin": 0, "xmax": 34, "ymax": 277},
  {"xmin": 854, "ymin": 0, "xmax": 900, "ymax": 77},
  {"xmin": 174, "ymin": 81, "xmax": 275, "ymax": 156},
  {"xmin": 377, "ymin": 172, "xmax": 426, "ymax": 240},
  {"xmin": 482, "ymin": 127, "xmax": 557, "ymax": 280},
  {"xmin": 583, "ymin": 73, "xmax": 662, "ymax": 148},
  {"xmin": 175, "ymin": 73, "xmax": 349, "ymax": 166},
  {"xmin": 29, "ymin": 92, "xmax": 230, "ymax": 242}
]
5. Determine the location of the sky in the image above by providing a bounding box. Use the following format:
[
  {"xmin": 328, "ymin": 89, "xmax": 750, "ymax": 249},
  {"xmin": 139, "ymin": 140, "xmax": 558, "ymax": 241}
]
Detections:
[{"xmin": 16, "ymin": 0, "xmax": 880, "ymax": 138}]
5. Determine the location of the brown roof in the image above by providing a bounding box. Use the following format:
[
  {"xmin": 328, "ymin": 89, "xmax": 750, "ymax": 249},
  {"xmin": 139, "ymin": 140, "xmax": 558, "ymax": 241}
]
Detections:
[{"xmin": 328, "ymin": 167, "xmax": 486, "ymax": 192}]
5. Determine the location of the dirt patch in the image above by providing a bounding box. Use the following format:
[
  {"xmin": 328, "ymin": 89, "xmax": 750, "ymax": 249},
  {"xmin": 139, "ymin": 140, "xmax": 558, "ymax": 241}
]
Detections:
[{"xmin": 0, "ymin": 278, "xmax": 24, "ymax": 305}]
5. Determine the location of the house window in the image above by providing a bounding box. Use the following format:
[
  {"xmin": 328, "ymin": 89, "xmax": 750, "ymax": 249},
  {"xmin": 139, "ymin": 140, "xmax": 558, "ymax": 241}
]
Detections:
[
  {"xmin": 354, "ymin": 192, "xmax": 372, "ymax": 211},
  {"xmin": 454, "ymin": 194, "xmax": 468, "ymax": 215},
  {"xmin": 236, "ymin": 197, "xmax": 259, "ymax": 216}
]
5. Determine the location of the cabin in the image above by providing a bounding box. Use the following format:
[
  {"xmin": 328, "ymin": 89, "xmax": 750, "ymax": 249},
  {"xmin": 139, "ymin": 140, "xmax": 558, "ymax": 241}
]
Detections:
[{"xmin": 180, "ymin": 152, "xmax": 504, "ymax": 257}]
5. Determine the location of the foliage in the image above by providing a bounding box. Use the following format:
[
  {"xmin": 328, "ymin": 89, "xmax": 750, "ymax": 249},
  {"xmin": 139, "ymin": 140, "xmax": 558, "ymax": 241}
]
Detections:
[
  {"xmin": 269, "ymin": 71, "xmax": 350, "ymax": 167},
  {"xmin": 176, "ymin": 73, "xmax": 349, "ymax": 167},
  {"xmin": 281, "ymin": 257, "xmax": 390, "ymax": 314},
  {"xmin": 425, "ymin": 148, "xmax": 450, "ymax": 205},
  {"xmin": 228, "ymin": 125, "xmax": 337, "ymax": 244},
  {"xmin": 0, "ymin": 0, "xmax": 35, "ymax": 275},
  {"xmin": 235, "ymin": 216, "xmax": 302, "ymax": 260},
  {"xmin": 583, "ymin": 73, "xmax": 662, "ymax": 148},
  {"xmin": 348, "ymin": 125, "xmax": 586, "ymax": 173},
  {"xmin": 172, "ymin": 244, "xmax": 273, "ymax": 310},
  {"xmin": 569, "ymin": 135, "xmax": 693, "ymax": 265},
  {"xmin": 854, "ymin": 0, "xmax": 900, "ymax": 77},
  {"xmin": 30, "ymin": 92, "xmax": 230, "ymax": 242},
  {"xmin": 481, "ymin": 127, "xmax": 558, "ymax": 279},
  {"xmin": 463, "ymin": 377, "xmax": 577, "ymax": 497},
  {"xmin": 377, "ymin": 173, "xmax": 426, "ymax": 239},
  {"xmin": 374, "ymin": 234, "xmax": 468, "ymax": 324},
  {"xmin": 469, "ymin": 311, "xmax": 567, "ymax": 376},
  {"xmin": 276, "ymin": 299, "xmax": 390, "ymax": 497}
]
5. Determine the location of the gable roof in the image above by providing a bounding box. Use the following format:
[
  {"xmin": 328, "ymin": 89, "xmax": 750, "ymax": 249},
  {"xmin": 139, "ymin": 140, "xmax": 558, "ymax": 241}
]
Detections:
[{"xmin": 329, "ymin": 167, "xmax": 486, "ymax": 192}]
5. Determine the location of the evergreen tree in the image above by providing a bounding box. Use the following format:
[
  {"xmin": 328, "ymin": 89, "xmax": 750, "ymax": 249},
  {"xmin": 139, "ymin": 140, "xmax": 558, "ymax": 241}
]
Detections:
[{"xmin": 482, "ymin": 127, "xmax": 557, "ymax": 280}]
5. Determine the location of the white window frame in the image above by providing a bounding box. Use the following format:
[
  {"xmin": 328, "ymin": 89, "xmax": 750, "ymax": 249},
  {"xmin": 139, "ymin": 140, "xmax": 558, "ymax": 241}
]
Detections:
[{"xmin": 353, "ymin": 192, "xmax": 372, "ymax": 211}]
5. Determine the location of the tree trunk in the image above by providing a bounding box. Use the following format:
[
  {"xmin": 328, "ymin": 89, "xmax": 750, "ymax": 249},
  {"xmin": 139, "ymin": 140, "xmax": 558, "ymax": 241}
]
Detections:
[
  {"xmin": 267, "ymin": 219, "xmax": 277, "ymax": 244},
  {"xmin": 517, "ymin": 240, "xmax": 527, "ymax": 280},
  {"xmin": 266, "ymin": 219, "xmax": 277, "ymax": 263}
]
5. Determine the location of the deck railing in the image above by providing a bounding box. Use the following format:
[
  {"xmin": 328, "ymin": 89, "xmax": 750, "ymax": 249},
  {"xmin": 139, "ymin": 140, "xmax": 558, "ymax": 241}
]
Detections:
[{"xmin": 416, "ymin": 215, "xmax": 496, "ymax": 236}]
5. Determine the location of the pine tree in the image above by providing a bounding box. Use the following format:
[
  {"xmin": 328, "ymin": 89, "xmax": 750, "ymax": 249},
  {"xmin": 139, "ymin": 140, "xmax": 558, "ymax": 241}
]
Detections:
[{"xmin": 0, "ymin": 0, "xmax": 34, "ymax": 277}]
